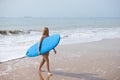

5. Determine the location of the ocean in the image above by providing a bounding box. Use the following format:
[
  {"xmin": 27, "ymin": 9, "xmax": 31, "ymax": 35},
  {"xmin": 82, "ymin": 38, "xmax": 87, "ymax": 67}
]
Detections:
[{"xmin": 0, "ymin": 17, "xmax": 120, "ymax": 62}]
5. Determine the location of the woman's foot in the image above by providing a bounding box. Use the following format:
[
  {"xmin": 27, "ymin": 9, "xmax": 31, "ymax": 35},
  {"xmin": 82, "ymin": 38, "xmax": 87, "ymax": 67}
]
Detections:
[{"xmin": 48, "ymin": 72, "xmax": 52, "ymax": 76}]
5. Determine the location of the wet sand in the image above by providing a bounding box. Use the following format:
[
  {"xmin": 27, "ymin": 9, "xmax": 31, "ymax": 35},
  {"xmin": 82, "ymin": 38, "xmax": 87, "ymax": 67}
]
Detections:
[{"xmin": 0, "ymin": 38, "xmax": 120, "ymax": 80}]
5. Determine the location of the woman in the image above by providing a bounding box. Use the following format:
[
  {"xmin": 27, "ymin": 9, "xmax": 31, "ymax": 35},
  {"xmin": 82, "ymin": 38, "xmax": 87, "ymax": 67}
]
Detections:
[{"xmin": 38, "ymin": 27, "xmax": 56, "ymax": 76}]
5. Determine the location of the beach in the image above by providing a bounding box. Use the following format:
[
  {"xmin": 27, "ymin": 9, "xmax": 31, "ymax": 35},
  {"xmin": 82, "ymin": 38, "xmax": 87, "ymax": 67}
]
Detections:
[{"xmin": 0, "ymin": 38, "xmax": 120, "ymax": 80}]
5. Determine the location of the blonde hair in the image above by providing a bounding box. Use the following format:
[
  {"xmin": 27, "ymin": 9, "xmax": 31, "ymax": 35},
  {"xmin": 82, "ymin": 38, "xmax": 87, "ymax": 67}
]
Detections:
[{"xmin": 42, "ymin": 27, "xmax": 49, "ymax": 36}]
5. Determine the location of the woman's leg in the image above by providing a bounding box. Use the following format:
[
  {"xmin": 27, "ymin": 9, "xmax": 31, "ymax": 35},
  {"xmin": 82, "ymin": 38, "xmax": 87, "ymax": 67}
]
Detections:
[
  {"xmin": 39, "ymin": 58, "xmax": 45, "ymax": 71},
  {"xmin": 43, "ymin": 53, "xmax": 52, "ymax": 76}
]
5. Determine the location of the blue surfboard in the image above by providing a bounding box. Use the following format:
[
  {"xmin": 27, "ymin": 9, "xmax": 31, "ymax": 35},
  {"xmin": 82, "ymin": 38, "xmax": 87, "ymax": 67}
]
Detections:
[{"xmin": 26, "ymin": 34, "xmax": 60, "ymax": 57}]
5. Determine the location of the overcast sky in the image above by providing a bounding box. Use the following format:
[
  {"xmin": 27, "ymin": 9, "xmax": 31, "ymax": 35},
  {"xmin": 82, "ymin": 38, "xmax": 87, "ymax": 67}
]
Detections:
[{"xmin": 0, "ymin": 0, "xmax": 120, "ymax": 17}]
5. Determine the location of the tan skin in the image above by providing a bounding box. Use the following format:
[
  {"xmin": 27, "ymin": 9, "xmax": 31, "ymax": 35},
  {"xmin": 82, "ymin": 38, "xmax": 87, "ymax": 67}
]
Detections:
[{"xmin": 38, "ymin": 28, "xmax": 56, "ymax": 76}]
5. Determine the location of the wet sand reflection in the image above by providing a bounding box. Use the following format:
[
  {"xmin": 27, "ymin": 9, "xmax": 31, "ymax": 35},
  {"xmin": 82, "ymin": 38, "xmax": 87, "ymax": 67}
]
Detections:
[{"xmin": 38, "ymin": 71, "xmax": 51, "ymax": 80}]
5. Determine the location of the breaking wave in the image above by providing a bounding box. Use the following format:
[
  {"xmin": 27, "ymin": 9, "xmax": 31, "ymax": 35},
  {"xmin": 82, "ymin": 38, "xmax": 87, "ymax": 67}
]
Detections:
[{"xmin": 0, "ymin": 30, "xmax": 30, "ymax": 35}]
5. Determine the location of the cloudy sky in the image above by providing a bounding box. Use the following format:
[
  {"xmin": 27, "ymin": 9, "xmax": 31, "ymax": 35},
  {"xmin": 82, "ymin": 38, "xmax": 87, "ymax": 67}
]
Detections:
[{"xmin": 0, "ymin": 0, "xmax": 120, "ymax": 17}]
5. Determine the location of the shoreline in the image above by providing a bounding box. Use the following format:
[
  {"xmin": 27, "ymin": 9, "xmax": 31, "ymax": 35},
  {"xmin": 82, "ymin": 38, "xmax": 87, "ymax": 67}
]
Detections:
[
  {"xmin": 0, "ymin": 38, "xmax": 120, "ymax": 80},
  {"xmin": 0, "ymin": 37, "xmax": 120, "ymax": 63}
]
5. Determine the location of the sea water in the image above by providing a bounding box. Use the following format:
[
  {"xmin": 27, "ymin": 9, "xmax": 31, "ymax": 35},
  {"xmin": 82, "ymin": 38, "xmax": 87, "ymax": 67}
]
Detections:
[{"xmin": 0, "ymin": 17, "xmax": 120, "ymax": 62}]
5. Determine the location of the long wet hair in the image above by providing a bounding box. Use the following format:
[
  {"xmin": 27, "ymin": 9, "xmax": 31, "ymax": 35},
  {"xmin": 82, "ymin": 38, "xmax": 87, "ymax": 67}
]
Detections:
[{"xmin": 42, "ymin": 27, "xmax": 49, "ymax": 36}]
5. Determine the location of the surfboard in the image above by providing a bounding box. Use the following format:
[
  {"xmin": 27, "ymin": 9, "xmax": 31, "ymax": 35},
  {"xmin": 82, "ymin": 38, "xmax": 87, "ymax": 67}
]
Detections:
[{"xmin": 26, "ymin": 34, "xmax": 60, "ymax": 57}]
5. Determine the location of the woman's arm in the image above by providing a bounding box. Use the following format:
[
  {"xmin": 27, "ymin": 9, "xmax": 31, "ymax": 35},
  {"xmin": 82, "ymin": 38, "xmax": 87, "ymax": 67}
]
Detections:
[{"xmin": 38, "ymin": 36, "xmax": 44, "ymax": 55}]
